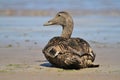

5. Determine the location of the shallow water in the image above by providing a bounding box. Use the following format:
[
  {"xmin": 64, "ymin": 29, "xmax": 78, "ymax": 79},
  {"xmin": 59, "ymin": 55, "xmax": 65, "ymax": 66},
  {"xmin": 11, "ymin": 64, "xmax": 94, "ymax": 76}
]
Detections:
[
  {"xmin": 0, "ymin": 0, "xmax": 120, "ymax": 47},
  {"xmin": 0, "ymin": 16, "xmax": 120, "ymax": 47}
]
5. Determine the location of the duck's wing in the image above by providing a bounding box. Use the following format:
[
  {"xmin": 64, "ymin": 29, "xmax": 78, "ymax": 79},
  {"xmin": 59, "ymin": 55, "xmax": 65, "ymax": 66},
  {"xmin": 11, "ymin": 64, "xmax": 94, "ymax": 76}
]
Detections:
[
  {"xmin": 42, "ymin": 37, "xmax": 67, "ymax": 58},
  {"xmin": 42, "ymin": 37, "xmax": 97, "ymax": 68},
  {"xmin": 65, "ymin": 38, "xmax": 96, "ymax": 62},
  {"xmin": 43, "ymin": 37, "xmax": 95, "ymax": 60}
]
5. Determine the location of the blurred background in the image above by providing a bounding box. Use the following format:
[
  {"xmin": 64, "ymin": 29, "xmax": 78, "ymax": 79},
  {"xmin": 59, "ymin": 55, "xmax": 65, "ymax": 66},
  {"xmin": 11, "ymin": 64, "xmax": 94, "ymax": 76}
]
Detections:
[{"xmin": 0, "ymin": 0, "xmax": 120, "ymax": 48}]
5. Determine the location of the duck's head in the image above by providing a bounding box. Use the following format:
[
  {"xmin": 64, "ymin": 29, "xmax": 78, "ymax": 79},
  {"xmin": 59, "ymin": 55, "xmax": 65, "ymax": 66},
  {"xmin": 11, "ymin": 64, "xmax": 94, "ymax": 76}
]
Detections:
[
  {"xmin": 44, "ymin": 11, "xmax": 74, "ymax": 38},
  {"xmin": 43, "ymin": 11, "xmax": 73, "ymax": 27}
]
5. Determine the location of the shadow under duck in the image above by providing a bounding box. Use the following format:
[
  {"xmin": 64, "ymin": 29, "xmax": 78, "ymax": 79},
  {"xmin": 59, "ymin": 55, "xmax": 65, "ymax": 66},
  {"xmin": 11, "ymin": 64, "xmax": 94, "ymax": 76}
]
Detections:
[{"xmin": 42, "ymin": 11, "xmax": 99, "ymax": 69}]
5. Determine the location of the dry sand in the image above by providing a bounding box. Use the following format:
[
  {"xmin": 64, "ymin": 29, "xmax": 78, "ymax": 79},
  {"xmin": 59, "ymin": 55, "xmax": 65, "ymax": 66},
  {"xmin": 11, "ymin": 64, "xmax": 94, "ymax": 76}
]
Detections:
[{"xmin": 0, "ymin": 44, "xmax": 120, "ymax": 80}]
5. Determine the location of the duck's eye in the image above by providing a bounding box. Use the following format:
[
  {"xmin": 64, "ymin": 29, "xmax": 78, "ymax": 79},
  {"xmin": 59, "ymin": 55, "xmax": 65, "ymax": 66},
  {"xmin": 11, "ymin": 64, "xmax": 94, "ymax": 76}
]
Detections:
[{"xmin": 58, "ymin": 14, "xmax": 61, "ymax": 17}]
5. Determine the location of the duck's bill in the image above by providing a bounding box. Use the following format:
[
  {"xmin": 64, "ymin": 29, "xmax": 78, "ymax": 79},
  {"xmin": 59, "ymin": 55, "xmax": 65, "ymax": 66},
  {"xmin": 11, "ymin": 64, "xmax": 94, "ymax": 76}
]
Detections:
[
  {"xmin": 43, "ymin": 21, "xmax": 53, "ymax": 26},
  {"xmin": 43, "ymin": 18, "xmax": 58, "ymax": 26}
]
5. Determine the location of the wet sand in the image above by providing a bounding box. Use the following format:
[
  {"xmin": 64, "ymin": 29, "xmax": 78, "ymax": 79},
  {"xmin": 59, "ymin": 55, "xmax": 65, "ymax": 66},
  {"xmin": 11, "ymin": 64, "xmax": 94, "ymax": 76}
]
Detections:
[
  {"xmin": 0, "ymin": 9, "xmax": 120, "ymax": 16},
  {"xmin": 0, "ymin": 44, "xmax": 120, "ymax": 80}
]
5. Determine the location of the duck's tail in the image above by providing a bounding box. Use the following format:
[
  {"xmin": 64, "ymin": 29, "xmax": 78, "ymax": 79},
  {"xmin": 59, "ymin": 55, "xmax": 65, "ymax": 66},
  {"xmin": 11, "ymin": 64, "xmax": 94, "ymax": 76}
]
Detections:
[{"xmin": 88, "ymin": 64, "xmax": 99, "ymax": 68}]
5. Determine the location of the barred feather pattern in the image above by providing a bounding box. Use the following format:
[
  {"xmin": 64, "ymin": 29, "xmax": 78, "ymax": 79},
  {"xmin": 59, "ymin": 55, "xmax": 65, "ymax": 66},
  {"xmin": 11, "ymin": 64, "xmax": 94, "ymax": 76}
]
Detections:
[{"xmin": 42, "ymin": 37, "xmax": 96, "ymax": 69}]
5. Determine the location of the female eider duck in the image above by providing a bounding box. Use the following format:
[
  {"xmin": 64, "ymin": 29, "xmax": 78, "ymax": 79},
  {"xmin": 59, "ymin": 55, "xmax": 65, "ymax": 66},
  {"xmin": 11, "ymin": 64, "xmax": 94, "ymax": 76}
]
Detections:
[{"xmin": 42, "ymin": 11, "xmax": 99, "ymax": 69}]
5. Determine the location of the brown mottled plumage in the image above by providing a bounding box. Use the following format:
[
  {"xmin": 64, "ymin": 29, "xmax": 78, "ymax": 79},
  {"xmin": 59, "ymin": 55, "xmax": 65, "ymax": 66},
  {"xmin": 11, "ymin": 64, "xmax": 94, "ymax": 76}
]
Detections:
[{"xmin": 42, "ymin": 11, "xmax": 99, "ymax": 69}]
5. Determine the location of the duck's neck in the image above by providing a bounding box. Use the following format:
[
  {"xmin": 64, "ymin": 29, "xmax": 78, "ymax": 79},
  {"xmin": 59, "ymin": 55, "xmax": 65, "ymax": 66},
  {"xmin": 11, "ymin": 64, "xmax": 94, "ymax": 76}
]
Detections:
[{"xmin": 61, "ymin": 23, "xmax": 73, "ymax": 38}]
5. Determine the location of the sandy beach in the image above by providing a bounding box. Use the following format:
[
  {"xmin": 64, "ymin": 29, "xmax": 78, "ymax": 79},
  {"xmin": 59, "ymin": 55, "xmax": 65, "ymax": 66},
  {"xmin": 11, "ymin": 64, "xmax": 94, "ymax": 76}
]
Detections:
[{"xmin": 0, "ymin": 44, "xmax": 120, "ymax": 80}]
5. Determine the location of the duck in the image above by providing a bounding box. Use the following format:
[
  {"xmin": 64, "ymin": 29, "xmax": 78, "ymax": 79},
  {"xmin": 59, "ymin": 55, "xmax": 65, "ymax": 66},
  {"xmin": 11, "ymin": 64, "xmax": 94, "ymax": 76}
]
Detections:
[{"xmin": 42, "ymin": 11, "xmax": 99, "ymax": 69}]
